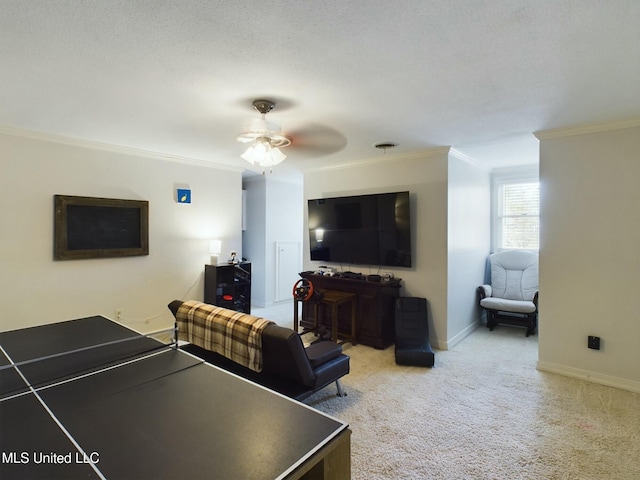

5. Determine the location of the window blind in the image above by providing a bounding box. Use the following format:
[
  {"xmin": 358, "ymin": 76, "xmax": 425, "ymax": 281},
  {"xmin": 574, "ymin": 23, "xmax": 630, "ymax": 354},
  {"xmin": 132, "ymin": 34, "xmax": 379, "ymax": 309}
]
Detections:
[{"xmin": 499, "ymin": 182, "xmax": 539, "ymax": 250}]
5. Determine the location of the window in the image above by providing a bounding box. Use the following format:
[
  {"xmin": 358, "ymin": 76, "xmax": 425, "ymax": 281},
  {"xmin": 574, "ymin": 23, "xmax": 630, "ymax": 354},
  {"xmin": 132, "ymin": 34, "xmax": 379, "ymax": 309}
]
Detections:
[{"xmin": 493, "ymin": 168, "xmax": 539, "ymax": 251}]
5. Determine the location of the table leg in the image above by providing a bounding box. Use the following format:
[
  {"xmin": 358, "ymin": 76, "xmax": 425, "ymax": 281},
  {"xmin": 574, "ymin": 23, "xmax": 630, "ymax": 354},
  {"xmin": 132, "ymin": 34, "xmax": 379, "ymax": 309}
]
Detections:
[
  {"xmin": 350, "ymin": 299, "xmax": 357, "ymax": 345},
  {"xmin": 331, "ymin": 303, "xmax": 338, "ymax": 343}
]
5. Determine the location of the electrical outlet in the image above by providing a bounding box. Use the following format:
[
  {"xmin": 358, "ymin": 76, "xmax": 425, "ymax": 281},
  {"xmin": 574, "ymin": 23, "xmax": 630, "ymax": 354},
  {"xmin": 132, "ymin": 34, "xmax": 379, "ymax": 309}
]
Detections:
[
  {"xmin": 588, "ymin": 335, "xmax": 601, "ymax": 350},
  {"xmin": 115, "ymin": 309, "xmax": 123, "ymax": 322}
]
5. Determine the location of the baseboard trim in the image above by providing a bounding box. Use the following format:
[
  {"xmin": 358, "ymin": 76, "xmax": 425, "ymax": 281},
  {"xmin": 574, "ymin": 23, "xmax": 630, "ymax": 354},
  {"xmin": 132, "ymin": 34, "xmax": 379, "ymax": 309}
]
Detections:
[
  {"xmin": 435, "ymin": 321, "xmax": 481, "ymax": 351},
  {"xmin": 537, "ymin": 361, "xmax": 640, "ymax": 394}
]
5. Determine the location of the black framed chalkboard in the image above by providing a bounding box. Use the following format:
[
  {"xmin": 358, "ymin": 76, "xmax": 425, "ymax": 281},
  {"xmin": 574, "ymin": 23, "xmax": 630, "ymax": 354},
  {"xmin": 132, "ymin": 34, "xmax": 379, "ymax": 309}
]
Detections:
[{"xmin": 54, "ymin": 195, "xmax": 149, "ymax": 260}]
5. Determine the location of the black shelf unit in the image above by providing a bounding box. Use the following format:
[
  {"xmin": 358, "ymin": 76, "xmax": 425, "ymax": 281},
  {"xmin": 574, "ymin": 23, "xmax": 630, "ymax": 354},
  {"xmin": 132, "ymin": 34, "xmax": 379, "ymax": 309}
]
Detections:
[{"xmin": 204, "ymin": 262, "xmax": 251, "ymax": 314}]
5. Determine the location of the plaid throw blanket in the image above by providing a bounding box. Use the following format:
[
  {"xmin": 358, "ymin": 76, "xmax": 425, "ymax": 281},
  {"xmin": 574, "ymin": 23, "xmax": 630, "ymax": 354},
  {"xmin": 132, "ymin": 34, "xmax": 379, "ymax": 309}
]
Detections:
[{"xmin": 176, "ymin": 300, "xmax": 273, "ymax": 372}]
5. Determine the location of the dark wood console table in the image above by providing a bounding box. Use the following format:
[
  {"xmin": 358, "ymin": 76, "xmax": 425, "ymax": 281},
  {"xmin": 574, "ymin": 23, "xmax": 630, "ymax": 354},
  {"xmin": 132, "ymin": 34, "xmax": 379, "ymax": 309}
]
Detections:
[{"xmin": 299, "ymin": 272, "xmax": 401, "ymax": 349}]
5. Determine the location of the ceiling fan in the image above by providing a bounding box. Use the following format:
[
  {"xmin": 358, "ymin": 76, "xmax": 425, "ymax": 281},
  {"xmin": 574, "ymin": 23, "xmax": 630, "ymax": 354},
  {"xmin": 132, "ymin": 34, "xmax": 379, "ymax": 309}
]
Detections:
[
  {"xmin": 237, "ymin": 99, "xmax": 291, "ymax": 173},
  {"xmin": 236, "ymin": 98, "xmax": 348, "ymax": 173}
]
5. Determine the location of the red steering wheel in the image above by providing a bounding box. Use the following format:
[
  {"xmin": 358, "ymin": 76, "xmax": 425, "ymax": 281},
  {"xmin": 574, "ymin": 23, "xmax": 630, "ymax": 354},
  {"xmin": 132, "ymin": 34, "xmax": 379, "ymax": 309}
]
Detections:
[{"xmin": 292, "ymin": 279, "xmax": 314, "ymax": 302}]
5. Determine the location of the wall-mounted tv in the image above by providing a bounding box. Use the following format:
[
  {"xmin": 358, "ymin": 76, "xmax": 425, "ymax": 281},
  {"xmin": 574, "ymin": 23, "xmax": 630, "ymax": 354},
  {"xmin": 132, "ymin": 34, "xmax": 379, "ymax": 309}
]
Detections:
[
  {"xmin": 307, "ymin": 191, "xmax": 412, "ymax": 268},
  {"xmin": 54, "ymin": 195, "xmax": 149, "ymax": 260}
]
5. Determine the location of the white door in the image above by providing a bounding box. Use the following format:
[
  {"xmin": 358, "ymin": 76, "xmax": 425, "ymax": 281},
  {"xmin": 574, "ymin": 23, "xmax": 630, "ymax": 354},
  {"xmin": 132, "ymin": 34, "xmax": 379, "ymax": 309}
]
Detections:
[{"xmin": 276, "ymin": 242, "xmax": 301, "ymax": 302}]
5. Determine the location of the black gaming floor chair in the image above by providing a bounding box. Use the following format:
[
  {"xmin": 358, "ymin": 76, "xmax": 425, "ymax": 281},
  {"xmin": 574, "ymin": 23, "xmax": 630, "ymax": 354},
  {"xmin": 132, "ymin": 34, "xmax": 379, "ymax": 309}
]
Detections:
[{"xmin": 394, "ymin": 297, "xmax": 435, "ymax": 367}]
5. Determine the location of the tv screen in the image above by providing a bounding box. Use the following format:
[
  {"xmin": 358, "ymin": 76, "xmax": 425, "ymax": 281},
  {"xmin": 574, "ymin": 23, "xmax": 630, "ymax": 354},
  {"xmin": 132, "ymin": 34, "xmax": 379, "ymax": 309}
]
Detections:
[{"xmin": 307, "ymin": 191, "xmax": 412, "ymax": 268}]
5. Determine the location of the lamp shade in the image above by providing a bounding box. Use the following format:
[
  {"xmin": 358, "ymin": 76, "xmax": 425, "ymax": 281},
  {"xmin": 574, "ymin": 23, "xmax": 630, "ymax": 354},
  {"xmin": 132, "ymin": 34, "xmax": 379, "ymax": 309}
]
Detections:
[
  {"xmin": 209, "ymin": 240, "xmax": 222, "ymax": 255},
  {"xmin": 209, "ymin": 240, "xmax": 222, "ymax": 265}
]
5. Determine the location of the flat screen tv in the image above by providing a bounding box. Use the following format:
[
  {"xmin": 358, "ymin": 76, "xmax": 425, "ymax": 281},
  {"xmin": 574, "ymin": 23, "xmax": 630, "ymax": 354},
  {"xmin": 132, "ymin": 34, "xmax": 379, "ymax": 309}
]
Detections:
[
  {"xmin": 54, "ymin": 195, "xmax": 149, "ymax": 260},
  {"xmin": 307, "ymin": 191, "xmax": 412, "ymax": 268}
]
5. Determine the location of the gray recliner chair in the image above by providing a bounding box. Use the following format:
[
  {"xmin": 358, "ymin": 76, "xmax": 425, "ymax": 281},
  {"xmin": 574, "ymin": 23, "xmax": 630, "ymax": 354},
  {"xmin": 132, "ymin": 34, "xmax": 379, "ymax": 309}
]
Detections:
[{"xmin": 478, "ymin": 250, "xmax": 539, "ymax": 336}]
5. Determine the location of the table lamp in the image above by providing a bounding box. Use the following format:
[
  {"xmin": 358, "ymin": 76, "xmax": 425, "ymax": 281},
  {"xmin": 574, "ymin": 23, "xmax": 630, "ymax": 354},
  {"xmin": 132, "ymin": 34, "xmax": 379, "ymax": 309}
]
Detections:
[{"xmin": 209, "ymin": 240, "xmax": 222, "ymax": 265}]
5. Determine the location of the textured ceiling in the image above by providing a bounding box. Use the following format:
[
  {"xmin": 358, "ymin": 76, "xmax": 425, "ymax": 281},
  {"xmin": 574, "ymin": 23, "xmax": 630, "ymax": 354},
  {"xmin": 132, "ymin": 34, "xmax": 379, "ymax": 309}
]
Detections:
[{"xmin": 1, "ymin": 1, "xmax": 639, "ymax": 179}]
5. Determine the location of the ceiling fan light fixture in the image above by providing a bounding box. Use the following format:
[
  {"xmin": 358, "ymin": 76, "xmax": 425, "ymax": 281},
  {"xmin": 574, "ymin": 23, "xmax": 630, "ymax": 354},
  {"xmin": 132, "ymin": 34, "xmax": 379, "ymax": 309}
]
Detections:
[
  {"xmin": 267, "ymin": 146, "xmax": 286, "ymax": 164},
  {"xmin": 237, "ymin": 99, "xmax": 291, "ymax": 171},
  {"xmin": 241, "ymin": 139, "xmax": 286, "ymax": 169}
]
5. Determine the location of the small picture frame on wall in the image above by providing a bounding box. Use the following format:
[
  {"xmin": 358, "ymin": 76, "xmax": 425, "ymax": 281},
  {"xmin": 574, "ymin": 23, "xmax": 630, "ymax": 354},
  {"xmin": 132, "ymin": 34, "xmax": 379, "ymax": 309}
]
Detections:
[{"xmin": 177, "ymin": 189, "xmax": 191, "ymax": 204}]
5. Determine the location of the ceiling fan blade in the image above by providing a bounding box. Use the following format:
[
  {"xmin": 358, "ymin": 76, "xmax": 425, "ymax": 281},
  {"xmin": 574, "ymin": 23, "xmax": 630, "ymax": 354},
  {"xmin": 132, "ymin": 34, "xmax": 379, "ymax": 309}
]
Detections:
[{"xmin": 286, "ymin": 123, "xmax": 347, "ymax": 158}]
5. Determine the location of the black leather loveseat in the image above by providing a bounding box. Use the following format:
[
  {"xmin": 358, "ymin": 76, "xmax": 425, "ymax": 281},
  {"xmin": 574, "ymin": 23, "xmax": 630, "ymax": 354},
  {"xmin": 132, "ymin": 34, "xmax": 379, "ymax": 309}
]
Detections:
[{"xmin": 168, "ymin": 300, "xmax": 349, "ymax": 401}]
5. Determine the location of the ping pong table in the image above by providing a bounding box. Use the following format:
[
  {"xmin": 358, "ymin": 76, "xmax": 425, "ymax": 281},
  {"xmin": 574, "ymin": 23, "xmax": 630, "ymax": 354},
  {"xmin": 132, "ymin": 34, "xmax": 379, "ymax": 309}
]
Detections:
[{"xmin": 0, "ymin": 315, "xmax": 350, "ymax": 479}]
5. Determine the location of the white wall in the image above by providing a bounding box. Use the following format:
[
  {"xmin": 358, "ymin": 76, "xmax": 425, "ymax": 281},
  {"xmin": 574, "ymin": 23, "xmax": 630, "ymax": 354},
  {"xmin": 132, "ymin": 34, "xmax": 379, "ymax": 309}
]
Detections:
[
  {"xmin": 0, "ymin": 132, "xmax": 243, "ymax": 332},
  {"xmin": 242, "ymin": 179, "xmax": 267, "ymax": 305},
  {"xmin": 303, "ymin": 149, "xmax": 491, "ymax": 349},
  {"xmin": 303, "ymin": 149, "xmax": 451, "ymax": 348},
  {"xmin": 243, "ymin": 175, "xmax": 303, "ymax": 307},
  {"xmin": 266, "ymin": 178, "xmax": 303, "ymax": 303},
  {"xmin": 537, "ymin": 124, "xmax": 640, "ymax": 392},
  {"xmin": 447, "ymin": 152, "xmax": 491, "ymax": 345}
]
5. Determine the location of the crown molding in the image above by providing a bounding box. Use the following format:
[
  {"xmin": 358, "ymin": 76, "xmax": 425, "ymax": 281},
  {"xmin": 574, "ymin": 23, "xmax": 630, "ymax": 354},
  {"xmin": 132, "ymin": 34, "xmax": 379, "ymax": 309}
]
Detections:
[
  {"xmin": 0, "ymin": 125, "xmax": 243, "ymax": 172},
  {"xmin": 534, "ymin": 117, "xmax": 640, "ymax": 140},
  {"xmin": 305, "ymin": 146, "xmax": 452, "ymax": 173},
  {"xmin": 448, "ymin": 148, "xmax": 489, "ymax": 170}
]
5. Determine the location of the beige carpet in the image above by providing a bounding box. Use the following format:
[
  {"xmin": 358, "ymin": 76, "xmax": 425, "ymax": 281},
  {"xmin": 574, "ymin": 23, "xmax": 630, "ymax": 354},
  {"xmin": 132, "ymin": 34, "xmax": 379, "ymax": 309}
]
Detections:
[{"xmin": 302, "ymin": 326, "xmax": 640, "ymax": 480}]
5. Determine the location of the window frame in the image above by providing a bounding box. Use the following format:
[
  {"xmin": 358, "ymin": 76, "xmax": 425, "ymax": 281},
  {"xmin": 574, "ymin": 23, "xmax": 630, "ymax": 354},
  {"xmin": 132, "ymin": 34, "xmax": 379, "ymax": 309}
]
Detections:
[{"xmin": 491, "ymin": 165, "xmax": 540, "ymax": 252}]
